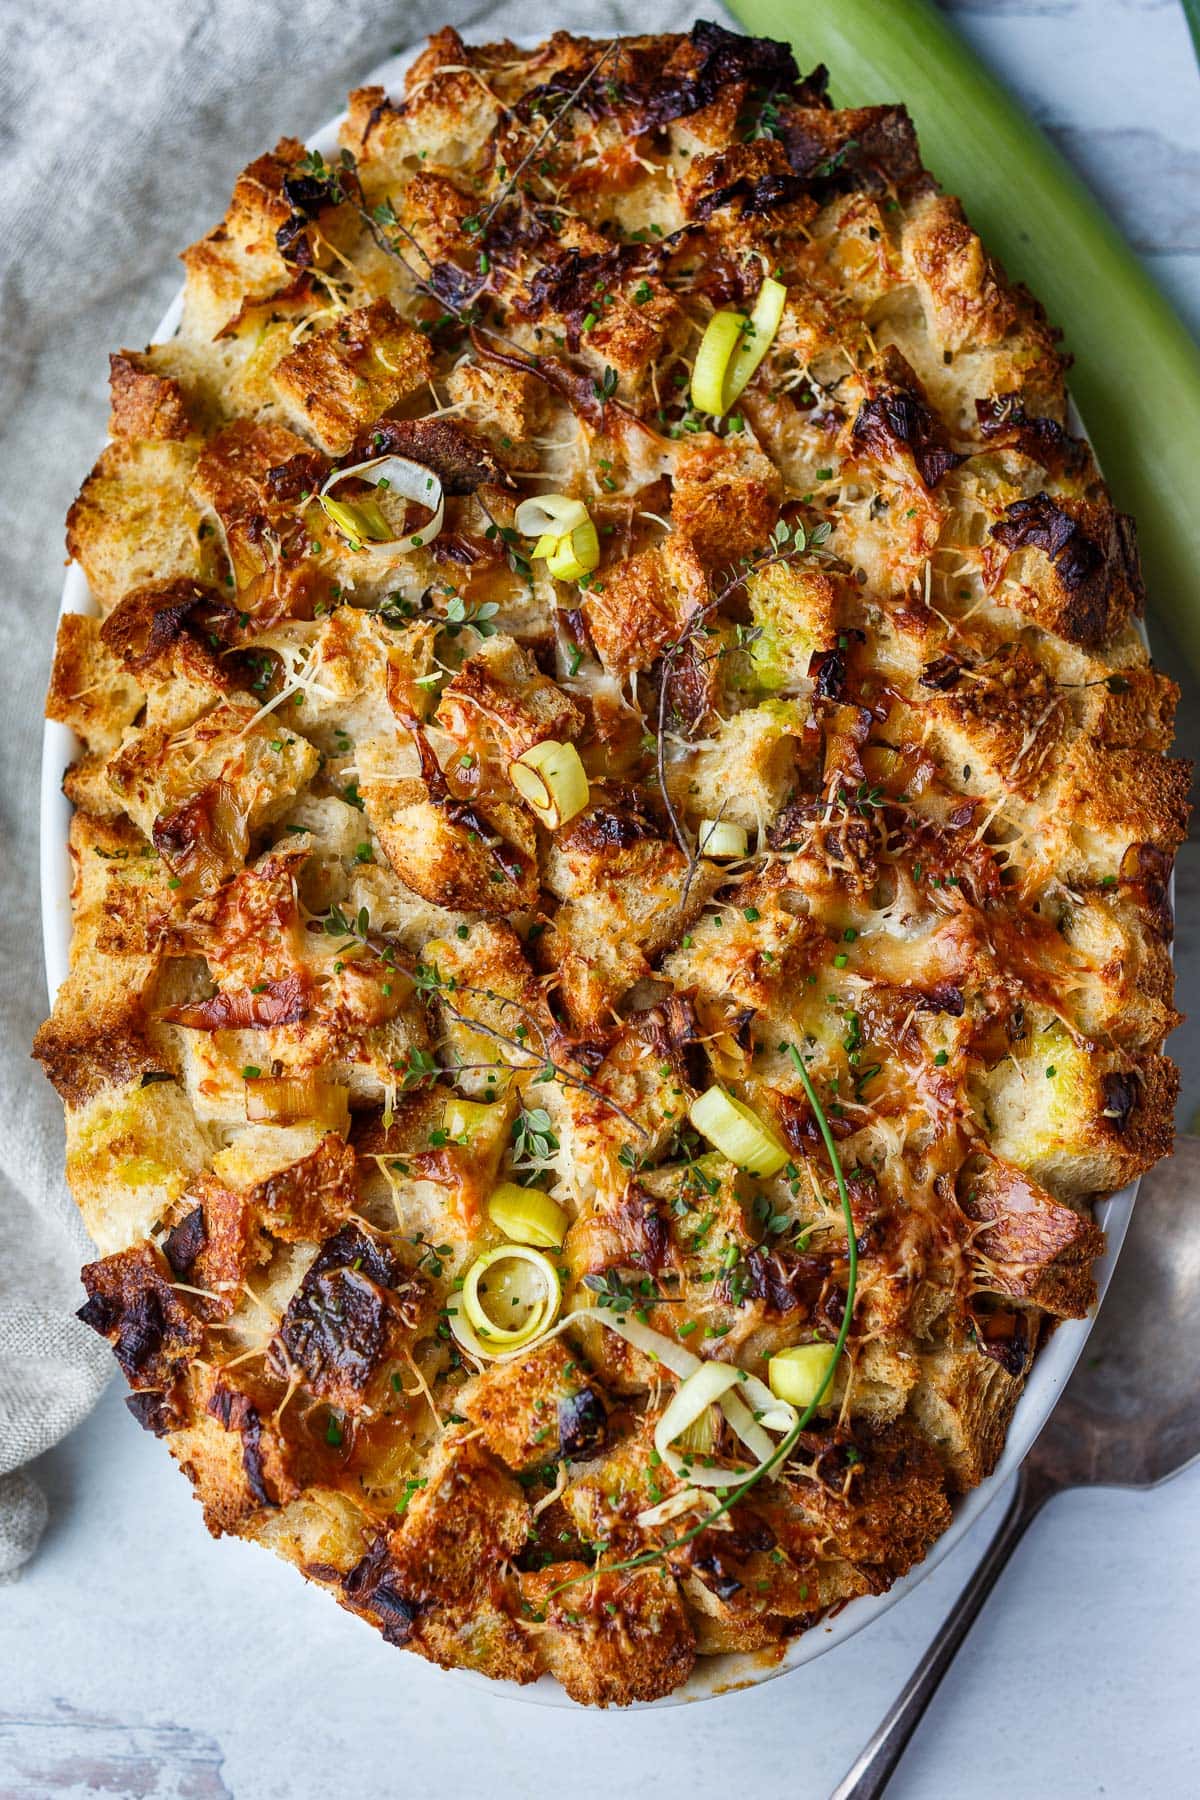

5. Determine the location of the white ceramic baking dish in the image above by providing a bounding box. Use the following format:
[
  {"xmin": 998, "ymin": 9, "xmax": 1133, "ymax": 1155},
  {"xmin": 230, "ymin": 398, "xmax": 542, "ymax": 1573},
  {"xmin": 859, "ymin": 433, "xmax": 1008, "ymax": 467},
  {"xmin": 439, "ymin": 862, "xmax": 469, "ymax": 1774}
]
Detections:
[{"xmin": 39, "ymin": 39, "xmax": 1140, "ymax": 1708}]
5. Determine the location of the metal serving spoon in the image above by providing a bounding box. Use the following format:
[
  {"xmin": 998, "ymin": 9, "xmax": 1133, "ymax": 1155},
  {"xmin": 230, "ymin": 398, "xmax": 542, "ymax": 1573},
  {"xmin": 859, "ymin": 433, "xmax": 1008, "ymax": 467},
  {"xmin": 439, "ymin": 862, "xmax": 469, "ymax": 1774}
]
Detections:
[{"xmin": 832, "ymin": 1135, "xmax": 1200, "ymax": 1800}]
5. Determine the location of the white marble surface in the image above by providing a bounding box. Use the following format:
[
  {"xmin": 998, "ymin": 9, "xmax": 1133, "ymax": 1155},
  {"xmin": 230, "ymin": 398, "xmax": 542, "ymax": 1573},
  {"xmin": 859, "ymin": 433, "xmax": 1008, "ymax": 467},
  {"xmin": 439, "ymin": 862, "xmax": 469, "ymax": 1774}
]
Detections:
[{"xmin": 7, "ymin": 3, "xmax": 1200, "ymax": 1796}]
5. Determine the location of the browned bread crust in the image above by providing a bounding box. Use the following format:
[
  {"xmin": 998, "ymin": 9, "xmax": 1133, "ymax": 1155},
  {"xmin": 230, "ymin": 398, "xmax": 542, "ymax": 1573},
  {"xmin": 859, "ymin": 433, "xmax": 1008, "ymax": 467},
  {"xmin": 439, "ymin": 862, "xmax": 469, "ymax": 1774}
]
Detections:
[{"xmin": 38, "ymin": 23, "xmax": 1186, "ymax": 1705}]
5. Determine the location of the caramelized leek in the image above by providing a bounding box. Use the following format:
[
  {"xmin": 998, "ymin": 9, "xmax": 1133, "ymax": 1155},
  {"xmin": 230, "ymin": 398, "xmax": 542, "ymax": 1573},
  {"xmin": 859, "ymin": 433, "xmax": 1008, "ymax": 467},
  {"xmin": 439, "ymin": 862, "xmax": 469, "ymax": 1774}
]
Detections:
[
  {"xmin": 769, "ymin": 1342, "xmax": 840, "ymax": 1410},
  {"xmin": 691, "ymin": 276, "xmax": 787, "ymax": 417},
  {"xmin": 516, "ymin": 494, "xmax": 601, "ymax": 583},
  {"xmin": 245, "ymin": 1074, "xmax": 349, "ymax": 1131},
  {"xmin": 542, "ymin": 519, "xmax": 600, "ymax": 582},
  {"xmin": 486, "ymin": 1180, "xmax": 569, "ymax": 1249},
  {"xmin": 319, "ymin": 454, "xmax": 445, "ymax": 556},
  {"xmin": 727, "ymin": 0, "xmax": 1200, "ymax": 670},
  {"xmin": 452, "ymin": 1244, "xmax": 562, "ymax": 1357},
  {"xmin": 509, "ymin": 738, "xmax": 589, "ymax": 829},
  {"xmin": 697, "ymin": 819, "xmax": 748, "ymax": 860},
  {"xmin": 442, "ymin": 1096, "xmax": 498, "ymax": 1143},
  {"xmin": 514, "ymin": 494, "xmax": 590, "ymax": 537},
  {"xmin": 689, "ymin": 1083, "xmax": 790, "ymax": 1178}
]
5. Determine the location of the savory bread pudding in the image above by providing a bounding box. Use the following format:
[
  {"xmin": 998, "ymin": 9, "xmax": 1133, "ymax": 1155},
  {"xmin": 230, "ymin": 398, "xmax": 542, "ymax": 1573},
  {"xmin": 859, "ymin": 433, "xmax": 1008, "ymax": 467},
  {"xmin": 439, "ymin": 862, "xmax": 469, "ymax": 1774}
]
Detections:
[{"xmin": 37, "ymin": 23, "xmax": 1187, "ymax": 1704}]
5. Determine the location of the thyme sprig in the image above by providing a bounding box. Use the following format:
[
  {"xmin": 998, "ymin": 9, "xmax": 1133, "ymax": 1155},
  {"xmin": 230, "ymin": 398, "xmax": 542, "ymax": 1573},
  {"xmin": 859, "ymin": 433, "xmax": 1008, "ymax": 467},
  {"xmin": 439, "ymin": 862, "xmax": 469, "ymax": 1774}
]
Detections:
[
  {"xmin": 344, "ymin": 40, "xmax": 620, "ymax": 331},
  {"xmin": 511, "ymin": 1104, "xmax": 560, "ymax": 1165},
  {"xmin": 412, "ymin": 954, "xmax": 650, "ymax": 1139},
  {"xmin": 473, "ymin": 40, "xmax": 621, "ymax": 241}
]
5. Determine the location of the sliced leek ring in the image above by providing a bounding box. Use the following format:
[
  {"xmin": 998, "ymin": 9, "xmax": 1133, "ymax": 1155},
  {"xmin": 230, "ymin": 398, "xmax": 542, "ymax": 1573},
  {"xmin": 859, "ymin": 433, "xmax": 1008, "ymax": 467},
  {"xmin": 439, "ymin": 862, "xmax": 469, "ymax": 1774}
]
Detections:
[
  {"xmin": 443, "ymin": 1097, "xmax": 500, "ymax": 1143},
  {"xmin": 453, "ymin": 1244, "xmax": 562, "ymax": 1356},
  {"xmin": 691, "ymin": 309, "xmax": 747, "ymax": 415},
  {"xmin": 691, "ymin": 276, "xmax": 787, "ymax": 418},
  {"xmin": 317, "ymin": 493, "xmax": 392, "ymax": 545},
  {"xmin": 514, "ymin": 493, "xmax": 590, "ymax": 537},
  {"xmin": 318, "ymin": 454, "xmax": 445, "ymax": 556},
  {"xmin": 244, "ymin": 1075, "xmax": 350, "ymax": 1132},
  {"xmin": 509, "ymin": 738, "xmax": 589, "ymax": 829},
  {"xmin": 725, "ymin": 276, "xmax": 787, "ymax": 407},
  {"xmin": 769, "ymin": 1343, "xmax": 841, "ymax": 1410},
  {"xmin": 653, "ymin": 1360, "xmax": 799, "ymax": 1491},
  {"xmin": 543, "ymin": 519, "xmax": 601, "ymax": 582},
  {"xmin": 697, "ymin": 819, "xmax": 749, "ymax": 860},
  {"xmin": 487, "ymin": 1180, "xmax": 569, "ymax": 1249},
  {"xmin": 462, "ymin": 1296, "xmax": 799, "ymax": 1487},
  {"xmin": 688, "ymin": 1084, "xmax": 790, "ymax": 1178},
  {"xmin": 655, "ymin": 1362, "xmax": 744, "ymax": 1486}
]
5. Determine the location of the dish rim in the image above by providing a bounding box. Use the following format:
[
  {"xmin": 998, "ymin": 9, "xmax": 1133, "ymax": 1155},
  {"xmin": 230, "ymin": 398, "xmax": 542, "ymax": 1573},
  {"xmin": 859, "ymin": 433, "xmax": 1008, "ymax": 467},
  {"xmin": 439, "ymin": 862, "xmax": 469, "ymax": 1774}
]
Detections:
[{"xmin": 38, "ymin": 37, "xmax": 1141, "ymax": 1709}]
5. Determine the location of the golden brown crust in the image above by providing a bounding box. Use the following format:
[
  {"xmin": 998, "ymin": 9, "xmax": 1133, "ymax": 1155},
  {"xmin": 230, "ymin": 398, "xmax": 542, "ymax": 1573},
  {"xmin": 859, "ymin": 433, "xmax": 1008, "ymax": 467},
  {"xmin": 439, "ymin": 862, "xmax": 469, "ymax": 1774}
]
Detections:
[
  {"xmin": 108, "ymin": 351, "xmax": 196, "ymax": 442},
  {"xmin": 41, "ymin": 24, "xmax": 1185, "ymax": 1704}
]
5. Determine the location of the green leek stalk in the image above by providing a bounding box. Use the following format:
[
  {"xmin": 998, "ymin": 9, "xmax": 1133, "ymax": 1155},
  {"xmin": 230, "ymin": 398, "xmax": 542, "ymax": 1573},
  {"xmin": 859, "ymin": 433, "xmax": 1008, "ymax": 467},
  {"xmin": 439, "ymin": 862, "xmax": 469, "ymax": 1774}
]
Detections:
[
  {"xmin": 1184, "ymin": 1, "xmax": 1200, "ymax": 66},
  {"xmin": 728, "ymin": 0, "xmax": 1200, "ymax": 673}
]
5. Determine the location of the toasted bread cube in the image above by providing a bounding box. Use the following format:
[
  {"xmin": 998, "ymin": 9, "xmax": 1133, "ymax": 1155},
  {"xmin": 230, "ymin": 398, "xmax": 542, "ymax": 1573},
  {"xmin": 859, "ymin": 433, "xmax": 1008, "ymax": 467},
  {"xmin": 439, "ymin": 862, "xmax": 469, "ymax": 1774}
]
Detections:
[
  {"xmin": 460, "ymin": 1340, "xmax": 608, "ymax": 1471},
  {"xmin": 271, "ymin": 299, "xmax": 433, "ymax": 454},
  {"xmin": 46, "ymin": 612, "xmax": 145, "ymax": 758},
  {"xmin": 107, "ymin": 699, "xmax": 318, "ymax": 889},
  {"xmin": 917, "ymin": 643, "xmax": 1071, "ymax": 802},
  {"xmin": 779, "ymin": 1419, "xmax": 953, "ymax": 1571},
  {"xmin": 958, "ymin": 1152, "xmax": 1103, "ymax": 1319},
  {"xmin": 1053, "ymin": 889, "xmax": 1178, "ymax": 1049},
  {"xmin": 251, "ymin": 1487, "xmax": 375, "ymax": 1575},
  {"xmin": 1077, "ymin": 662, "xmax": 1179, "ymax": 753},
  {"xmin": 675, "ymin": 699, "xmax": 804, "ymax": 841},
  {"xmin": 210, "ymin": 1127, "xmax": 358, "ymax": 1243},
  {"xmin": 971, "ymin": 1031, "xmax": 1177, "ymax": 1199},
  {"xmin": 746, "ymin": 560, "xmax": 838, "ymax": 690},
  {"xmin": 365, "ymin": 782, "xmax": 539, "ymax": 916},
  {"xmin": 556, "ymin": 1007, "xmax": 702, "ymax": 1204},
  {"xmin": 160, "ymin": 1174, "xmax": 270, "ymax": 1320},
  {"xmin": 392, "ymin": 169, "xmax": 483, "ymax": 269},
  {"xmin": 583, "ymin": 533, "xmax": 707, "ymax": 679},
  {"xmin": 986, "ymin": 490, "xmax": 1142, "ymax": 648},
  {"xmin": 391, "ymin": 1432, "xmax": 530, "ymax": 1598},
  {"xmin": 108, "ymin": 350, "xmax": 195, "ymax": 442},
  {"xmin": 341, "ymin": 1447, "xmax": 540, "ymax": 1681},
  {"xmin": 571, "ymin": 286, "xmax": 690, "ymax": 403},
  {"xmin": 45, "ymin": 817, "xmax": 175, "ymax": 1008},
  {"xmin": 63, "ymin": 751, "xmax": 126, "ymax": 818},
  {"xmin": 180, "ymin": 137, "xmax": 357, "ymax": 343},
  {"xmin": 173, "ymin": 1360, "xmax": 320, "ymax": 1534},
  {"xmin": 670, "ymin": 431, "xmax": 782, "ymax": 565},
  {"xmin": 189, "ymin": 418, "xmax": 334, "ymax": 618},
  {"xmin": 78, "ymin": 1241, "xmax": 204, "ymax": 1387},
  {"xmin": 1032, "ymin": 741, "xmax": 1190, "ymax": 886},
  {"xmin": 63, "ymin": 1076, "xmax": 213, "ymax": 1253},
  {"xmin": 522, "ymin": 1563, "xmax": 696, "ymax": 1706},
  {"xmin": 341, "ymin": 49, "xmax": 502, "ymax": 190},
  {"xmin": 661, "ymin": 873, "xmax": 815, "ymax": 1016},
  {"xmin": 98, "ymin": 580, "xmax": 238, "ymax": 732},
  {"xmin": 422, "ymin": 921, "xmax": 557, "ymax": 1100},
  {"xmin": 906, "ymin": 1339, "xmax": 1026, "ymax": 1491},
  {"xmin": 540, "ymin": 809, "xmax": 722, "ymax": 1033},
  {"xmin": 446, "ymin": 357, "xmax": 547, "ymax": 449},
  {"xmin": 899, "ymin": 189, "xmax": 1066, "ymax": 425},
  {"xmin": 66, "ymin": 440, "xmax": 205, "ymax": 615},
  {"xmin": 435, "ymin": 632, "xmax": 584, "ymax": 759},
  {"xmin": 268, "ymin": 1221, "xmax": 430, "ymax": 1413}
]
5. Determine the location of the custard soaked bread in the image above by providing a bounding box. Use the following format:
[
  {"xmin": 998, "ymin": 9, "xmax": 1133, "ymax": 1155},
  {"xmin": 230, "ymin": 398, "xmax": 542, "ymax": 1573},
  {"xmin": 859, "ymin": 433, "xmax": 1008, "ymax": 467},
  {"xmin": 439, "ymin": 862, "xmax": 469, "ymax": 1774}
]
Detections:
[{"xmin": 39, "ymin": 23, "xmax": 1186, "ymax": 1704}]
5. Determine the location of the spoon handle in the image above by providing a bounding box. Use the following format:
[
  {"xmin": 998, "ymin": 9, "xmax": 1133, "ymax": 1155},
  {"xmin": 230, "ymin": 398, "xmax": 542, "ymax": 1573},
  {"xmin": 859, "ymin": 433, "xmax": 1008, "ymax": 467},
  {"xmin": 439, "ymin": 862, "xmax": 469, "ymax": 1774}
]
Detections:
[{"xmin": 830, "ymin": 1464, "xmax": 1051, "ymax": 1800}]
